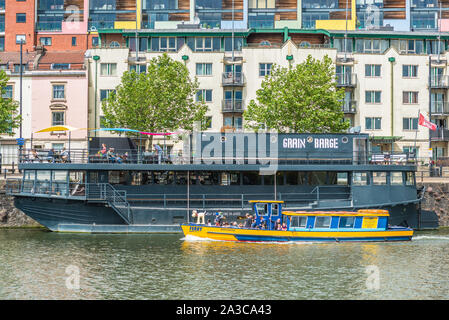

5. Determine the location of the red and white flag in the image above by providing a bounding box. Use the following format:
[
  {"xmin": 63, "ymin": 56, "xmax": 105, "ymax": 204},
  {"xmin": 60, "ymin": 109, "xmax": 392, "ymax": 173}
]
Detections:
[{"xmin": 418, "ymin": 113, "xmax": 437, "ymax": 131}]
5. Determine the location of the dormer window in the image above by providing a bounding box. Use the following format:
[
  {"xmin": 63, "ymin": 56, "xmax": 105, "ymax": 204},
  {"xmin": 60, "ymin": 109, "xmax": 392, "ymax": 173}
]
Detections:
[{"xmin": 51, "ymin": 63, "xmax": 70, "ymax": 70}]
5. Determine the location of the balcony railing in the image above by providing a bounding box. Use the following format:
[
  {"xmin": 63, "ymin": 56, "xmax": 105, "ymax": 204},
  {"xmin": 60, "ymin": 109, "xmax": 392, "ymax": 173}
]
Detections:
[
  {"xmin": 342, "ymin": 100, "xmax": 357, "ymax": 113},
  {"xmin": 431, "ymin": 75, "xmax": 449, "ymax": 88},
  {"xmin": 336, "ymin": 73, "xmax": 357, "ymax": 87},
  {"xmin": 430, "ymin": 128, "xmax": 449, "ymax": 141},
  {"xmin": 222, "ymin": 99, "xmax": 244, "ymax": 113},
  {"xmin": 431, "ymin": 101, "xmax": 449, "ymax": 115},
  {"xmin": 222, "ymin": 72, "xmax": 245, "ymax": 86}
]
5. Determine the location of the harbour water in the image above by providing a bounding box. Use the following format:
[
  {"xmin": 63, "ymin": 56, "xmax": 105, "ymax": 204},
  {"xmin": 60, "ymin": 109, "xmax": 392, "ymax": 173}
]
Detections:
[{"xmin": 1, "ymin": 228, "xmax": 449, "ymax": 300}]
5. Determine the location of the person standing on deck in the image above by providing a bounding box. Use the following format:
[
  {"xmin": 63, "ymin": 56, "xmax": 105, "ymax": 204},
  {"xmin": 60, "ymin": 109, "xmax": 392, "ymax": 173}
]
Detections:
[{"xmin": 154, "ymin": 144, "xmax": 163, "ymax": 164}]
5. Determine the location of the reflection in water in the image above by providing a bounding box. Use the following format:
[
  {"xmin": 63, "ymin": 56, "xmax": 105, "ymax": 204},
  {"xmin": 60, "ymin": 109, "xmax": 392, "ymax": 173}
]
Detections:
[{"xmin": 1, "ymin": 229, "xmax": 449, "ymax": 299}]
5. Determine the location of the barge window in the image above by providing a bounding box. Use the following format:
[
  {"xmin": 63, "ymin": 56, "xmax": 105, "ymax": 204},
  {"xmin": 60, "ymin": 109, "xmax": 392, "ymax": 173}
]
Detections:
[
  {"xmin": 290, "ymin": 216, "xmax": 307, "ymax": 228},
  {"xmin": 315, "ymin": 216, "xmax": 331, "ymax": 228},
  {"xmin": 337, "ymin": 173, "xmax": 348, "ymax": 185},
  {"xmin": 276, "ymin": 172, "xmax": 284, "ymax": 185},
  {"xmin": 390, "ymin": 172, "xmax": 403, "ymax": 185},
  {"xmin": 309, "ymin": 172, "xmax": 327, "ymax": 185},
  {"xmin": 263, "ymin": 175, "xmax": 274, "ymax": 185},
  {"xmin": 109, "ymin": 171, "xmax": 128, "ymax": 185},
  {"xmin": 243, "ymin": 171, "xmax": 262, "ymax": 185},
  {"xmin": 220, "ymin": 172, "xmax": 240, "ymax": 185},
  {"xmin": 23, "ymin": 170, "xmax": 35, "ymax": 193},
  {"xmin": 372, "ymin": 172, "xmax": 387, "ymax": 185},
  {"xmin": 35, "ymin": 170, "xmax": 51, "ymax": 194},
  {"xmin": 339, "ymin": 216, "xmax": 355, "ymax": 228},
  {"xmin": 405, "ymin": 172, "xmax": 415, "ymax": 186},
  {"xmin": 51, "ymin": 171, "xmax": 68, "ymax": 196},
  {"xmin": 352, "ymin": 172, "xmax": 368, "ymax": 185}
]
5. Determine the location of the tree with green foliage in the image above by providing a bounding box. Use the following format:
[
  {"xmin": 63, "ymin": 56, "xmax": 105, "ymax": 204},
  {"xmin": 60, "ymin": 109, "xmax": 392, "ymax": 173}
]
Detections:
[
  {"xmin": 243, "ymin": 54, "xmax": 350, "ymax": 133},
  {"xmin": 102, "ymin": 53, "xmax": 208, "ymax": 146},
  {"xmin": 0, "ymin": 70, "xmax": 21, "ymax": 135}
]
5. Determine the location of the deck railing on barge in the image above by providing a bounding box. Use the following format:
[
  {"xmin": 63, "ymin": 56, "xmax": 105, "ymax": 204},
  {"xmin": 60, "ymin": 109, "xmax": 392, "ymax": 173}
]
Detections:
[{"xmin": 17, "ymin": 148, "xmax": 417, "ymax": 166}]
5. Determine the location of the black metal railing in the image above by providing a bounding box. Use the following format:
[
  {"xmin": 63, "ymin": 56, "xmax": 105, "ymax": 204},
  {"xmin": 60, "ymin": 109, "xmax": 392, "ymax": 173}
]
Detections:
[{"xmin": 16, "ymin": 148, "xmax": 417, "ymax": 166}]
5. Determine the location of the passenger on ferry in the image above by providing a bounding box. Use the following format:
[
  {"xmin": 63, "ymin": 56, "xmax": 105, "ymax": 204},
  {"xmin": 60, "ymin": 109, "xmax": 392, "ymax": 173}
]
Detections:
[
  {"xmin": 154, "ymin": 144, "xmax": 163, "ymax": 164},
  {"xmin": 259, "ymin": 217, "xmax": 267, "ymax": 229},
  {"xmin": 244, "ymin": 214, "xmax": 253, "ymax": 228},
  {"xmin": 207, "ymin": 219, "xmax": 212, "ymax": 226},
  {"xmin": 274, "ymin": 218, "xmax": 282, "ymax": 230},
  {"xmin": 250, "ymin": 217, "xmax": 258, "ymax": 228},
  {"xmin": 29, "ymin": 149, "xmax": 40, "ymax": 162},
  {"xmin": 281, "ymin": 223, "xmax": 287, "ymax": 231},
  {"xmin": 100, "ymin": 144, "xmax": 107, "ymax": 158}
]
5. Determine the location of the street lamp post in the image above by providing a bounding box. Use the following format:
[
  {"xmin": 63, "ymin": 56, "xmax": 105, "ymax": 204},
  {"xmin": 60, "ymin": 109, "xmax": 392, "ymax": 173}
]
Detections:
[
  {"xmin": 19, "ymin": 39, "xmax": 23, "ymax": 164},
  {"xmin": 93, "ymin": 55, "xmax": 100, "ymax": 137}
]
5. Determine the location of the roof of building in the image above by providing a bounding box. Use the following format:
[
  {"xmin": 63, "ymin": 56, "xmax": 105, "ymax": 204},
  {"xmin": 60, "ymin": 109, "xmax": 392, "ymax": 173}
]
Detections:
[
  {"xmin": 38, "ymin": 51, "xmax": 86, "ymax": 65},
  {"xmin": 0, "ymin": 51, "xmax": 37, "ymax": 65}
]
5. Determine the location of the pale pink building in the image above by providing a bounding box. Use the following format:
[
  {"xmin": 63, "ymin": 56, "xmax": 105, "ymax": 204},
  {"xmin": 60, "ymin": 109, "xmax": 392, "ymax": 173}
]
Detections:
[{"xmin": 31, "ymin": 50, "xmax": 88, "ymax": 150}]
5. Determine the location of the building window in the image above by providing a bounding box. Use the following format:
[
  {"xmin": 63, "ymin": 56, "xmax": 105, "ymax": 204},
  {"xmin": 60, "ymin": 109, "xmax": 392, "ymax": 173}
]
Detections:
[
  {"xmin": 202, "ymin": 116, "xmax": 212, "ymax": 129},
  {"xmin": 365, "ymin": 117, "xmax": 381, "ymax": 130},
  {"xmin": 15, "ymin": 35, "xmax": 26, "ymax": 44},
  {"xmin": 13, "ymin": 64, "xmax": 26, "ymax": 73},
  {"xmin": 365, "ymin": 91, "xmax": 381, "ymax": 104},
  {"xmin": 100, "ymin": 63, "xmax": 117, "ymax": 76},
  {"xmin": 196, "ymin": 63, "xmax": 212, "ymax": 76},
  {"xmin": 0, "ymin": 36, "xmax": 4, "ymax": 51},
  {"xmin": 51, "ymin": 63, "xmax": 70, "ymax": 70},
  {"xmin": 160, "ymin": 37, "xmax": 176, "ymax": 52},
  {"xmin": 71, "ymin": 37, "xmax": 77, "ymax": 46},
  {"xmin": 2, "ymin": 84, "xmax": 13, "ymax": 99},
  {"xmin": 403, "ymin": 91, "xmax": 418, "ymax": 104},
  {"xmin": 196, "ymin": 89, "xmax": 212, "ymax": 103},
  {"xmin": 52, "ymin": 111, "xmax": 65, "ymax": 126},
  {"xmin": 16, "ymin": 13, "xmax": 26, "ymax": 23},
  {"xmin": 365, "ymin": 64, "xmax": 381, "ymax": 77},
  {"xmin": 100, "ymin": 89, "xmax": 116, "ymax": 101},
  {"xmin": 402, "ymin": 65, "xmax": 418, "ymax": 78},
  {"xmin": 259, "ymin": 63, "xmax": 272, "ymax": 77},
  {"xmin": 40, "ymin": 37, "xmax": 52, "ymax": 46},
  {"xmin": 403, "ymin": 117, "xmax": 418, "ymax": 130},
  {"xmin": 52, "ymin": 84, "xmax": 65, "ymax": 100},
  {"xmin": 129, "ymin": 64, "xmax": 147, "ymax": 73},
  {"xmin": 92, "ymin": 37, "xmax": 99, "ymax": 47}
]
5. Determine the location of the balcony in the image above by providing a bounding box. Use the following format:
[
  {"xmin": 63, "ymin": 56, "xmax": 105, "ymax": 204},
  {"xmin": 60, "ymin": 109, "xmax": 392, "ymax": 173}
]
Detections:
[
  {"xmin": 342, "ymin": 100, "xmax": 357, "ymax": 113},
  {"xmin": 431, "ymin": 101, "xmax": 449, "ymax": 115},
  {"xmin": 336, "ymin": 73, "xmax": 357, "ymax": 87},
  {"xmin": 222, "ymin": 72, "xmax": 245, "ymax": 86},
  {"xmin": 222, "ymin": 99, "xmax": 244, "ymax": 113},
  {"xmin": 430, "ymin": 128, "xmax": 449, "ymax": 141},
  {"xmin": 431, "ymin": 75, "xmax": 449, "ymax": 88}
]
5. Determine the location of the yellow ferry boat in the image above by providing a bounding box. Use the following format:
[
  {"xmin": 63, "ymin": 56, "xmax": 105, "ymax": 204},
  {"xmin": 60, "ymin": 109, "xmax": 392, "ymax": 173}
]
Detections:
[{"xmin": 181, "ymin": 201, "xmax": 414, "ymax": 242}]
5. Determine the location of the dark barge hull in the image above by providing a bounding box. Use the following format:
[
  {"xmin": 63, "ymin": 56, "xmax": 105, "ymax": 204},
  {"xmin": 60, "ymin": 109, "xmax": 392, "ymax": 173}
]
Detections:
[{"xmin": 15, "ymin": 196, "xmax": 438, "ymax": 233}]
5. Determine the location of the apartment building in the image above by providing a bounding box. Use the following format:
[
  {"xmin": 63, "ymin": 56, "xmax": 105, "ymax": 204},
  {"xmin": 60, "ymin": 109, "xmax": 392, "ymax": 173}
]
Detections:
[{"xmin": 2, "ymin": 0, "xmax": 449, "ymax": 164}]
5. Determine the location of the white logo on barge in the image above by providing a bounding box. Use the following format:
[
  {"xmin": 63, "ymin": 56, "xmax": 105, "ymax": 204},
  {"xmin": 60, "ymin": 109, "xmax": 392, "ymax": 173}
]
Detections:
[{"xmin": 283, "ymin": 137, "xmax": 339, "ymax": 149}]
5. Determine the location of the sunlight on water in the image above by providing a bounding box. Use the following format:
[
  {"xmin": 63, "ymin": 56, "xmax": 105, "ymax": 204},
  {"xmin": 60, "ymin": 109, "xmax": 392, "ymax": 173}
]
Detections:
[{"xmin": 1, "ymin": 228, "xmax": 449, "ymax": 299}]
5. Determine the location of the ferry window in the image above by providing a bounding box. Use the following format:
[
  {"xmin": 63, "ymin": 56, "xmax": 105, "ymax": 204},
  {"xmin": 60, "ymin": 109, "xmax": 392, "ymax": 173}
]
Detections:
[
  {"xmin": 69, "ymin": 171, "xmax": 86, "ymax": 196},
  {"xmin": 406, "ymin": 172, "xmax": 415, "ymax": 186},
  {"xmin": 315, "ymin": 216, "xmax": 331, "ymax": 228},
  {"xmin": 243, "ymin": 171, "xmax": 262, "ymax": 185},
  {"xmin": 198, "ymin": 172, "xmax": 219, "ymax": 185},
  {"xmin": 390, "ymin": 172, "xmax": 403, "ymax": 185},
  {"xmin": 290, "ymin": 216, "xmax": 307, "ymax": 228},
  {"xmin": 352, "ymin": 172, "xmax": 368, "ymax": 185},
  {"xmin": 337, "ymin": 172, "xmax": 348, "ymax": 185},
  {"xmin": 272, "ymin": 203, "xmax": 280, "ymax": 215},
  {"xmin": 339, "ymin": 216, "xmax": 355, "ymax": 228},
  {"xmin": 372, "ymin": 172, "xmax": 387, "ymax": 185},
  {"xmin": 256, "ymin": 203, "xmax": 267, "ymax": 216},
  {"xmin": 230, "ymin": 173, "xmax": 240, "ymax": 185},
  {"xmin": 129, "ymin": 171, "xmax": 142, "ymax": 185}
]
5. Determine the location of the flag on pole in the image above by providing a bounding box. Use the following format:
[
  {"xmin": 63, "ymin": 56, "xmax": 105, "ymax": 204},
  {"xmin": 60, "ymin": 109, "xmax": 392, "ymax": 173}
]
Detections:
[{"xmin": 418, "ymin": 113, "xmax": 437, "ymax": 131}]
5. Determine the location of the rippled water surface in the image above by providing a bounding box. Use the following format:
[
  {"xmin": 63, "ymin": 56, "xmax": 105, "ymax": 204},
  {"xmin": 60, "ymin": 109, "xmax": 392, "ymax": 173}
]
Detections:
[{"xmin": 1, "ymin": 228, "xmax": 449, "ymax": 299}]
